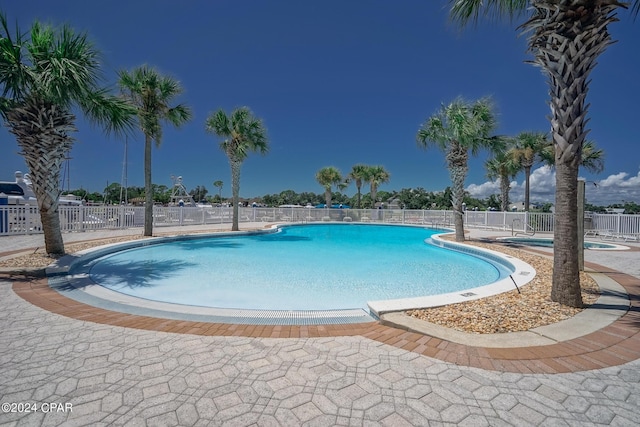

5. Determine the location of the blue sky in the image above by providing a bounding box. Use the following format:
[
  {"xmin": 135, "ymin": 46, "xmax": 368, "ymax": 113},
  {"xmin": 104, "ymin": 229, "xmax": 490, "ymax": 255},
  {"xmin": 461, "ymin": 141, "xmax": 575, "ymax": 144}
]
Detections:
[{"xmin": 1, "ymin": 0, "xmax": 639, "ymax": 205}]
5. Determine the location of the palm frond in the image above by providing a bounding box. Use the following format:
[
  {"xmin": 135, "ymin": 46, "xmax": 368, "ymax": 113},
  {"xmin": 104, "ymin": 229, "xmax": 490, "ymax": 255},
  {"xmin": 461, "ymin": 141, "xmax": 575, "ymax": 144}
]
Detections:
[
  {"xmin": 449, "ymin": 0, "xmax": 529, "ymax": 26},
  {"xmin": 78, "ymin": 89, "xmax": 137, "ymax": 137}
]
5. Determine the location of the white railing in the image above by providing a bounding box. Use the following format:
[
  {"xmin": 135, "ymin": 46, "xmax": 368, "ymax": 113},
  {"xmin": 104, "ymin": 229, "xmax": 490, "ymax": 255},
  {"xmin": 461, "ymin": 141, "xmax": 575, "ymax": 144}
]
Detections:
[
  {"xmin": 591, "ymin": 212, "xmax": 640, "ymax": 235},
  {"xmin": 1, "ymin": 204, "xmax": 638, "ymax": 237}
]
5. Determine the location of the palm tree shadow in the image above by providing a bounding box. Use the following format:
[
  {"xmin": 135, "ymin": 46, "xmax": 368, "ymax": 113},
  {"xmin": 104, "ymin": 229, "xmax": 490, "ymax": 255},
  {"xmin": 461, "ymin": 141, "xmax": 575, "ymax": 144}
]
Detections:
[
  {"xmin": 248, "ymin": 234, "xmax": 311, "ymax": 242},
  {"xmin": 85, "ymin": 258, "xmax": 199, "ymax": 289},
  {"xmin": 174, "ymin": 239, "xmax": 244, "ymax": 251}
]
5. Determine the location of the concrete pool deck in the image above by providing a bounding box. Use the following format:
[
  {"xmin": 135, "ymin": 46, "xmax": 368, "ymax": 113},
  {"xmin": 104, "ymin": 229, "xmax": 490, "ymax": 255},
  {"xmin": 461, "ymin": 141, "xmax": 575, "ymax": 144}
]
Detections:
[{"xmin": 1, "ymin": 224, "xmax": 639, "ymax": 426}]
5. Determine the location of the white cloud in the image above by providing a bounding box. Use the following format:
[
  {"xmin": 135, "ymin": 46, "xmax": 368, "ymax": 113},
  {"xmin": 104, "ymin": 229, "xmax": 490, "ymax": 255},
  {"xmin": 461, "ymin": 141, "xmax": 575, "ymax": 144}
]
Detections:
[
  {"xmin": 466, "ymin": 166, "xmax": 556, "ymax": 203},
  {"xmin": 466, "ymin": 181, "xmax": 500, "ymax": 199},
  {"xmin": 466, "ymin": 167, "xmax": 640, "ymax": 206},
  {"xmin": 527, "ymin": 166, "xmax": 556, "ymax": 202},
  {"xmin": 590, "ymin": 171, "xmax": 640, "ymax": 205}
]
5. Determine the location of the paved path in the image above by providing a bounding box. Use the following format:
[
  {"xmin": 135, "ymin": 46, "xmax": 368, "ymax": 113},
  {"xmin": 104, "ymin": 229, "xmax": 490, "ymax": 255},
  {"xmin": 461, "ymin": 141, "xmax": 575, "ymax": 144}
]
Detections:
[{"xmin": 1, "ymin": 225, "xmax": 639, "ymax": 426}]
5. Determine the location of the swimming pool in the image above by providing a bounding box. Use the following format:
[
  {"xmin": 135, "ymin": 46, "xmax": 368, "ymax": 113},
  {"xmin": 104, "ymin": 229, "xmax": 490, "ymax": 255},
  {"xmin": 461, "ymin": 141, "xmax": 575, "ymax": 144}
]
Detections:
[
  {"xmin": 57, "ymin": 224, "xmax": 534, "ymax": 324},
  {"xmin": 497, "ymin": 236, "xmax": 628, "ymax": 250}
]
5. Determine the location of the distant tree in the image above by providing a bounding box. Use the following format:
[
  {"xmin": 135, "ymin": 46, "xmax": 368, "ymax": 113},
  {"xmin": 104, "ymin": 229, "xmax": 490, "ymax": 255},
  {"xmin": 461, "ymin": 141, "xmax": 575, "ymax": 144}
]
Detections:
[
  {"xmin": 397, "ymin": 188, "xmax": 433, "ymax": 210},
  {"xmin": 486, "ymin": 144, "xmax": 520, "ymax": 211},
  {"xmin": 486, "ymin": 194, "xmax": 501, "ymax": 211},
  {"xmin": 189, "ymin": 185, "xmax": 208, "ymax": 202},
  {"xmin": 315, "ymin": 167, "xmax": 342, "ymax": 208},
  {"xmin": 367, "ymin": 165, "xmax": 390, "ymax": 208},
  {"xmin": 276, "ymin": 190, "xmax": 295, "ymax": 205},
  {"xmin": 417, "ymin": 97, "xmax": 499, "ymax": 241},
  {"xmin": 206, "ymin": 107, "xmax": 269, "ymax": 231},
  {"xmin": 103, "ymin": 183, "xmax": 123, "ymax": 204},
  {"xmin": 213, "ymin": 180, "xmax": 224, "ymax": 200},
  {"xmin": 510, "ymin": 131, "xmax": 549, "ymax": 211},
  {"xmin": 348, "ymin": 164, "xmax": 371, "ymax": 209},
  {"xmin": 151, "ymin": 184, "xmax": 171, "ymax": 205},
  {"xmin": 119, "ymin": 66, "xmax": 192, "ymax": 236}
]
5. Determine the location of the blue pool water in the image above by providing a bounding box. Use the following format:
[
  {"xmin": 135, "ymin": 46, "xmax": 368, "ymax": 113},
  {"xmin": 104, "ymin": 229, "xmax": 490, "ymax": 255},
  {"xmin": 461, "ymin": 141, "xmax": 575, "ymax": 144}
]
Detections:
[{"xmin": 87, "ymin": 224, "xmax": 512, "ymax": 311}]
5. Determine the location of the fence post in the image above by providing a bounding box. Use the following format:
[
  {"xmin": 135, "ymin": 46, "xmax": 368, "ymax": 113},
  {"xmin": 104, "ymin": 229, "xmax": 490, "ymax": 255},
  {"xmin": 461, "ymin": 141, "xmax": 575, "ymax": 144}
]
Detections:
[{"xmin": 0, "ymin": 193, "xmax": 7, "ymax": 234}]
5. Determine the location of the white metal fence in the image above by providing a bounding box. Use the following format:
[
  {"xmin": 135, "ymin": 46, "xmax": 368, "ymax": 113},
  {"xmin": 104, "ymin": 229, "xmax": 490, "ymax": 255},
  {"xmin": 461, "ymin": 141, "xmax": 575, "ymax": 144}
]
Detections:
[{"xmin": 1, "ymin": 204, "xmax": 639, "ymax": 237}]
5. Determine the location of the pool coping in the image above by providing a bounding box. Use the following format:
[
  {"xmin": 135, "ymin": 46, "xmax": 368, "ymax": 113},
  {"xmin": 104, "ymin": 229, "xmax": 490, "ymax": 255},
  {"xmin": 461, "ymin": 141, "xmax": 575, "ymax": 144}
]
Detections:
[
  {"xmin": 367, "ymin": 234, "xmax": 536, "ymax": 316},
  {"xmin": 46, "ymin": 224, "xmax": 536, "ymax": 326}
]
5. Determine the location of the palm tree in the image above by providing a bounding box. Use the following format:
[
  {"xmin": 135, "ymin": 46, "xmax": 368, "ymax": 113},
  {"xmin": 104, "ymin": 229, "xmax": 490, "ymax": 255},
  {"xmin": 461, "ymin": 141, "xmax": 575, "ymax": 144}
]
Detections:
[
  {"xmin": 0, "ymin": 13, "xmax": 135, "ymax": 255},
  {"xmin": 213, "ymin": 180, "xmax": 224, "ymax": 201},
  {"xmin": 540, "ymin": 140, "xmax": 605, "ymax": 174},
  {"xmin": 206, "ymin": 107, "xmax": 269, "ymax": 231},
  {"xmin": 417, "ymin": 97, "xmax": 498, "ymax": 242},
  {"xmin": 315, "ymin": 167, "xmax": 342, "ymax": 208},
  {"xmin": 348, "ymin": 164, "xmax": 370, "ymax": 209},
  {"xmin": 486, "ymin": 146, "xmax": 520, "ymax": 212},
  {"xmin": 118, "ymin": 66, "xmax": 192, "ymax": 236},
  {"xmin": 510, "ymin": 131, "xmax": 549, "ymax": 211},
  {"xmin": 448, "ymin": 0, "xmax": 637, "ymax": 306},
  {"xmin": 367, "ymin": 165, "xmax": 391, "ymax": 208}
]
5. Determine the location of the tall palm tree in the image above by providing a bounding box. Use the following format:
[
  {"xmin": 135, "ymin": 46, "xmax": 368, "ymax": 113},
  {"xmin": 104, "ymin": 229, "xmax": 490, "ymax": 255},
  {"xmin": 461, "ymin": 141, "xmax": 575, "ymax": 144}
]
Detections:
[
  {"xmin": 486, "ymin": 146, "xmax": 520, "ymax": 212},
  {"xmin": 206, "ymin": 107, "xmax": 268, "ymax": 231},
  {"xmin": 0, "ymin": 13, "xmax": 135, "ymax": 255},
  {"xmin": 417, "ymin": 97, "xmax": 498, "ymax": 242},
  {"xmin": 213, "ymin": 180, "xmax": 224, "ymax": 201},
  {"xmin": 315, "ymin": 167, "xmax": 342, "ymax": 208},
  {"xmin": 510, "ymin": 131, "xmax": 549, "ymax": 211},
  {"xmin": 448, "ymin": 0, "xmax": 637, "ymax": 307},
  {"xmin": 367, "ymin": 165, "xmax": 390, "ymax": 208},
  {"xmin": 118, "ymin": 66, "xmax": 191, "ymax": 236},
  {"xmin": 348, "ymin": 164, "xmax": 371, "ymax": 209}
]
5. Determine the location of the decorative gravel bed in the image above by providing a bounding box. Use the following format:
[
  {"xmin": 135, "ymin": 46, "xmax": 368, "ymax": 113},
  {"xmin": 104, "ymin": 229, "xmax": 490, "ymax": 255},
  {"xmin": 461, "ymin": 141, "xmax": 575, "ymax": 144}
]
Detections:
[
  {"xmin": 407, "ymin": 238, "xmax": 599, "ymax": 334},
  {"xmin": 0, "ymin": 232, "xmax": 599, "ymax": 334}
]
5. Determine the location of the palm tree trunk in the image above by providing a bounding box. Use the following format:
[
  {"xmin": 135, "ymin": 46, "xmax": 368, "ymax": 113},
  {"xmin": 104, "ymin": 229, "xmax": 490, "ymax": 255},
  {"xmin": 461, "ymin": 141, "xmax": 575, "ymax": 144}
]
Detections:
[
  {"xmin": 324, "ymin": 189, "xmax": 331, "ymax": 208},
  {"xmin": 450, "ymin": 165, "xmax": 466, "ymax": 242},
  {"xmin": 447, "ymin": 142, "xmax": 467, "ymax": 242},
  {"xmin": 370, "ymin": 184, "xmax": 377, "ymax": 209},
  {"xmin": 552, "ymin": 160, "xmax": 582, "ymax": 307},
  {"xmin": 6, "ymin": 98, "xmax": 75, "ymax": 255},
  {"xmin": 144, "ymin": 134, "xmax": 153, "ymax": 236},
  {"xmin": 230, "ymin": 159, "xmax": 242, "ymax": 231},
  {"xmin": 500, "ymin": 176, "xmax": 510, "ymax": 212},
  {"xmin": 524, "ymin": 1, "xmax": 621, "ymax": 307},
  {"xmin": 356, "ymin": 184, "xmax": 362, "ymax": 209}
]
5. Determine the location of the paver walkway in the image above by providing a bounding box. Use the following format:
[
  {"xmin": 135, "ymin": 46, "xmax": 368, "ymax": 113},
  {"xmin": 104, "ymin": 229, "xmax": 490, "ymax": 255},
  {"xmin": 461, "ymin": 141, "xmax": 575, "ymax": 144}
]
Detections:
[{"xmin": 1, "ymin": 226, "xmax": 639, "ymax": 425}]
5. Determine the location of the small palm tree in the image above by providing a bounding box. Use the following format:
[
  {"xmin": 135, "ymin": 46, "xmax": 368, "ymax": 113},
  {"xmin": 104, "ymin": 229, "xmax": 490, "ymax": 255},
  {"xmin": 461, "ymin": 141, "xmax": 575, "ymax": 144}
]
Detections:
[
  {"xmin": 486, "ymin": 145, "xmax": 520, "ymax": 212},
  {"xmin": 206, "ymin": 107, "xmax": 268, "ymax": 231},
  {"xmin": 0, "ymin": 13, "xmax": 135, "ymax": 255},
  {"xmin": 540, "ymin": 140, "xmax": 605, "ymax": 174},
  {"xmin": 510, "ymin": 131, "xmax": 549, "ymax": 211},
  {"xmin": 448, "ymin": 0, "xmax": 639, "ymax": 309},
  {"xmin": 315, "ymin": 167, "xmax": 342, "ymax": 208},
  {"xmin": 213, "ymin": 180, "xmax": 224, "ymax": 201},
  {"xmin": 348, "ymin": 164, "xmax": 371, "ymax": 209},
  {"xmin": 417, "ymin": 97, "xmax": 498, "ymax": 242},
  {"xmin": 367, "ymin": 165, "xmax": 390, "ymax": 209},
  {"xmin": 119, "ymin": 66, "xmax": 192, "ymax": 236}
]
